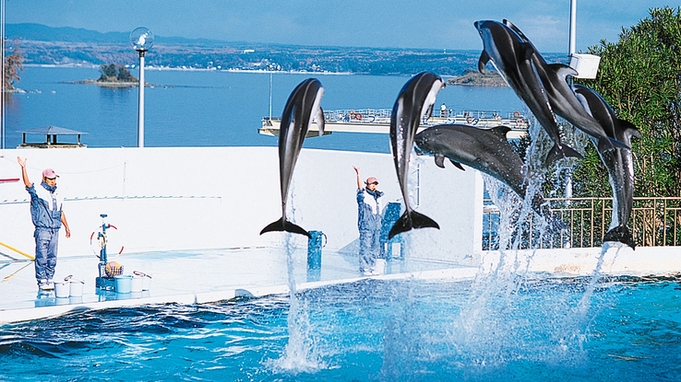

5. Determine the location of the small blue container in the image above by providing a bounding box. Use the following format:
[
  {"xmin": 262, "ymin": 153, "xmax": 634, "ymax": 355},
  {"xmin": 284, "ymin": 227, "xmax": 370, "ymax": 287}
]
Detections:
[
  {"xmin": 114, "ymin": 275, "xmax": 133, "ymax": 294},
  {"xmin": 307, "ymin": 230, "xmax": 326, "ymax": 270}
]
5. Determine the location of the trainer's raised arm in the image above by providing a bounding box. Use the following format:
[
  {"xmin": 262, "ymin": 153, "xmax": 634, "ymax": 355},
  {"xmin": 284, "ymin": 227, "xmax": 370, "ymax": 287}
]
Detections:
[{"xmin": 17, "ymin": 157, "xmax": 31, "ymax": 188}]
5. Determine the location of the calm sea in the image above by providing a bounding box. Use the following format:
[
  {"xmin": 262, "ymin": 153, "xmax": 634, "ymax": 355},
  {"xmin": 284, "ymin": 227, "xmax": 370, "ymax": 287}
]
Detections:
[{"xmin": 4, "ymin": 66, "xmax": 524, "ymax": 152}]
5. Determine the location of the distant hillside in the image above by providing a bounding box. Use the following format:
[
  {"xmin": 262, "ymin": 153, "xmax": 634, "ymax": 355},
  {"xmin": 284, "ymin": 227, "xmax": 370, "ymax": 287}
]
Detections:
[
  {"xmin": 6, "ymin": 23, "xmax": 229, "ymax": 46},
  {"xmin": 5, "ymin": 23, "xmax": 568, "ymax": 79}
]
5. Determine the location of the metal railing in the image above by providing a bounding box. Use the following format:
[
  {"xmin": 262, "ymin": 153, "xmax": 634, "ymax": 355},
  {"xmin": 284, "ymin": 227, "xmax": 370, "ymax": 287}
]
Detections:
[{"xmin": 482, "ymin": 197, "xmax": 681, "ymax": 250}]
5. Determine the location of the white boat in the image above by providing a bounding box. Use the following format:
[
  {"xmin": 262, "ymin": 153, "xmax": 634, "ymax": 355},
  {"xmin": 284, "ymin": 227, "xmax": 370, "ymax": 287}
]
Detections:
[{"xmin": 259, "ymin": 108, "xmax": 530, "ymax": 139}]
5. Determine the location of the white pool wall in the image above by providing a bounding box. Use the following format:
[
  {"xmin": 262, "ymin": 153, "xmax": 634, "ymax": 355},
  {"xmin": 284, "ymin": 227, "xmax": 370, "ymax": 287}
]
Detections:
[{"xmin": 0, "ymin": 147, "xmax": 483, "ymax": 264}]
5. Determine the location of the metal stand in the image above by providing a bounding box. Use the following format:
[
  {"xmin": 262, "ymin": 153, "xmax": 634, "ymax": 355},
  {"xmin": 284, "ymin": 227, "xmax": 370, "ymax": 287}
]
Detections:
[{"xmin": 95, "ymin": 214, "xmax": 116, "ymax": 290}]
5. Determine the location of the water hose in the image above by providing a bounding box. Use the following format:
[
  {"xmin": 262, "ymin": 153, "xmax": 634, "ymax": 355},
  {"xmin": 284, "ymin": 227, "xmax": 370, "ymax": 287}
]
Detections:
[
  {"xmin": 2, "ymin": 262, "xmax": 33, "ymax": 282},
  {"xmin": 0, "ymin": 241, "xmax": 34, "ymax": 260}
]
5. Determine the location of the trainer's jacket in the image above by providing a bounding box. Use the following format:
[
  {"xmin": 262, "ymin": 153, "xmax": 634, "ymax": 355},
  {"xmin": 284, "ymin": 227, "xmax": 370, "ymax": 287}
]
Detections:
[
  {"xmin": 356, "ymin": 188, "xmax": 384, "ymax": 231},
  {"xmin": 26, "ymin": 182, "xmax": 63, "ymax": 230}
]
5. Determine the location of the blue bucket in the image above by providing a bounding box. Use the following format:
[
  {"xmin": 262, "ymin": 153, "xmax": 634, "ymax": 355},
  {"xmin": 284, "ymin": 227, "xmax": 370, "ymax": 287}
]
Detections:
[{"xmin": 114, "ymin": 275, "xmax": 133, "ymax": 294}]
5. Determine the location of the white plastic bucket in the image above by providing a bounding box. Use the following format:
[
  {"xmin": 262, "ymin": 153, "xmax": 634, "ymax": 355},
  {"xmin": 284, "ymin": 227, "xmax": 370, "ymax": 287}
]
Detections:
[
  {"xmin": 142, "ymin": 276, "xmax": 151, "ymax": 291},
  {"xmin": 134, "ymin": 271, "xmax": 152, "ymax": 291},
  {"xmin": 130, "ymin": 276, "xmax": 144, "ymax": 293},
  {"xmin": 54, "ymin": 281, "xmax": 70, "ymax": 298},
  {"xmin": 70, "ymin": 280, "xmax": 85, "ymax": 297},
  {"xmin": 114, "ymin": 275, "xmax": 133, "ymax": 294}
]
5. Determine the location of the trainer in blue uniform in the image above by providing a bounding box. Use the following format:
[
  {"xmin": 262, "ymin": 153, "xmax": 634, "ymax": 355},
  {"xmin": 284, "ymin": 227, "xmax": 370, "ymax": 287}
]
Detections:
[
  {"xmin": 353, "ymin": 166, "xmax": 384, "ymax": 276},
  {"xmin": 17, "ymin": 157, "xmax": 71, "ymax": 291}
]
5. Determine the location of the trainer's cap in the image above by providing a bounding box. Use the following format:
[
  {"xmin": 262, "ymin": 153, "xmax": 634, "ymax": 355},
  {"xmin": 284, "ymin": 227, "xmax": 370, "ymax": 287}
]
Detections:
[
  {"xmin": 365, "ymin": 177, "xmax": 378, "ymax": 185},
  {"xmin": 42, "ymin": 169, "xmax": 59, "ymax": 179}
]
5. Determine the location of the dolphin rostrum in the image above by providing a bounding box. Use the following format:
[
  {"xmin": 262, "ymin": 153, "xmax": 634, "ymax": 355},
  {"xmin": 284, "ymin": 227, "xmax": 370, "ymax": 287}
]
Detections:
[
  {"xmin": 474, "ymin": 19, "xmax": 582, "ymax": 166},
  {"xmin": 260, "ymin": 78, "xmax": 325, "ymax": 238},
  {"xmin": 388, "ymin": 72, "xmax": 444, "ymax": 239},
  {"xmin": 503, "ymin": 19, "xmax": 628, "ymax": 153},
  {"xmin": 414, "ymin": 124, "xmax": 566, "ymax": 231},
  {"xmin": 573, "ymin": 84, "xmax": 641, "ymax": 249}
]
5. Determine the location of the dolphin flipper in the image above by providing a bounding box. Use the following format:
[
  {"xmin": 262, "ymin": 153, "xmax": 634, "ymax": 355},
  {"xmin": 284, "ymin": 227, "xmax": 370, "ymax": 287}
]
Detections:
[
  {"xmin": 388, "ymin": 210, "xmax": 440, "ymax": 240},
  {"xmin": 603, "ymin": 225, "xmax": 636, "ymax": 249},
  {"xmin": 315, "ymin": 107, "xmax": 325, "ymax": 136},
  {"xmin": 478, "ymin": 50, "xmax": 490, "ymax": 73},
  {"xmin": 450, "ymin": 160, "xmax": 465, "ymax": 171},
  {"xmin": 434, "ymin": 154, "xmax": 446, "ymax": 168},
  {"xmin": 260, "ymin": 217, "xmax": 310, "ymax": 238}
]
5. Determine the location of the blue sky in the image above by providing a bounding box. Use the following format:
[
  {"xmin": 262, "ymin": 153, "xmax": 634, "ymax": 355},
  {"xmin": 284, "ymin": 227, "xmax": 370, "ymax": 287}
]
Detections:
[{"xmin": 5, "ymin": 0, "xmax": 675, "ymax": 53}]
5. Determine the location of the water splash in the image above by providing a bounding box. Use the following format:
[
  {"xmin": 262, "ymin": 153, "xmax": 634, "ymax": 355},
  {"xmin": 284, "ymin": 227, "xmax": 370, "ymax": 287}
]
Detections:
[
  {"xmin": 268, "ymin": 180, "xmax": 325, "ymax": 375},
  {"xmin": 448, "ymin": 115, "xmax": 602, "ymax": 369}
]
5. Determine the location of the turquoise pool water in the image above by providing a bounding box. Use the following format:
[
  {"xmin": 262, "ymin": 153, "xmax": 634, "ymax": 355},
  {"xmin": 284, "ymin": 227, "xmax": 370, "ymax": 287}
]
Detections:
[{"xmin": 1, "ymin": 275, "xmax": 679, "ymax": 381}]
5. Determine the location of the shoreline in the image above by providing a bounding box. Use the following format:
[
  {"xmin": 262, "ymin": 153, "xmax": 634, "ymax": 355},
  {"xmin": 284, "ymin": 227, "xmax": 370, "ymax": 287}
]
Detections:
[{"xmin": 22, "ymin": 64, "xmax": 505, "ymax": 86}]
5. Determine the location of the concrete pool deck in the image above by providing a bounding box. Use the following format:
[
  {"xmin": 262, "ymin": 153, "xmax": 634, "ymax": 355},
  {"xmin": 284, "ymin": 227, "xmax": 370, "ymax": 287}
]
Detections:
[
  {"xmin": 0, "ymin": 246, "xmax": 480, "ymax": 324},
  {"xmin": 2, "ymin": 244, "xmax": 681, "ymax": 324}
]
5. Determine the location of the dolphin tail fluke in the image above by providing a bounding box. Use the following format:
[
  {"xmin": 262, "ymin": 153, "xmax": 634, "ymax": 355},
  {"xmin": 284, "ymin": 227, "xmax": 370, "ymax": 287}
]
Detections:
[
  {"xmin": 544, "ymin": 143, "xmax": 583, "ymax": 167},
  {"xmin": 260, "ymin": 217, "xmax": 310, "ymax": 238},
  {"xmin": 603, "ymin": 225, "xmax": 636, "ymax": 250},
  {"xmin": 388, "ymin": 210, "xmax": 440, "ymax": 240}
]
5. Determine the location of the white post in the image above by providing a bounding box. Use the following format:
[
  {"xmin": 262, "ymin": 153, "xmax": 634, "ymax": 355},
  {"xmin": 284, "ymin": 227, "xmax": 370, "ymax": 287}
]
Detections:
[
  {"xmin": 1, "ymin": 0, "xmax": 5, "ymax": 149},
  {"xmin": 268, "ymin": 72, "xmax": 272, "ymax": 120},
  {"xmin": 569, "ymin": 0, "xmax": 577, "ymax": 55},
  {"xmin": 137, "ymin": 52, "xmax": 145, "ymax": 148}
]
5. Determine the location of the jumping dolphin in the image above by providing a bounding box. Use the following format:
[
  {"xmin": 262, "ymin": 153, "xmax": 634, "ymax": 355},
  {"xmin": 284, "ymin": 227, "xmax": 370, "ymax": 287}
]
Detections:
[
  {"xmin": 573, "ymin": 84, "xmax": 641, "ymax": 249},
  {"xmin": 260, "ymin": 78, "xmax": 325, "ymax": 238},
  {"xmin": 503, "ymin": 19, "xmax": 628, "ymax": 153},
  {"xmin": 414, "ymin": 124, "xmax": 566, "ymax": 231},
  {"xmin": 388, "ymin": 72, "xmax": 444, "ymax": 239},
  {"xmin": 474, "ymin": 20, "xmax": 582, "ymax": 166}
]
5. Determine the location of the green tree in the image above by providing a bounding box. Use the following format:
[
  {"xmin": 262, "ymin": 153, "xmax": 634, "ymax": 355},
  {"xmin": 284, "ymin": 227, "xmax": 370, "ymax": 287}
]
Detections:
[
  {"xmin": 117, "ymin": 66, "xmax": 135, "ymax": 82},
  {"xmin": 98, "ymin": 64, "xmax": 118, "ymax": 81},
  {"xmin": 97, "ymin": 64, "xmax": 137, "ymax": 83},
  {"xmin": 574, "ymin": 6, "xmax": 681, "ymax": 197}
]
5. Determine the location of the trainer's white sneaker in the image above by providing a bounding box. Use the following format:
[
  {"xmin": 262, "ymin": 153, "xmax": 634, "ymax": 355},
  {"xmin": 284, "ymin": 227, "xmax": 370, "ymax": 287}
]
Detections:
[{"xmin": 39, "ymin": 281, "xmax": 54, "ymax": 290}]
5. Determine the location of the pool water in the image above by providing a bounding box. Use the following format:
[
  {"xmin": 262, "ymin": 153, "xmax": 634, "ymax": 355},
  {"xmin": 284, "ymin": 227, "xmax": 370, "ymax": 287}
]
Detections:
[{"xmin": 1, "ymin": 275, "xmax": 680, "ymax": 381}]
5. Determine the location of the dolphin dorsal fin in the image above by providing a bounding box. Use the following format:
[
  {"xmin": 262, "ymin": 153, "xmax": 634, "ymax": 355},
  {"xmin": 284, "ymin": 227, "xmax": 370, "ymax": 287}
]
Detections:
[
  {"xmin": 618, "ymin": 119, "xmax": 642, "ymax": 140},
  {"xmin": 548, "ymin": 63, "xmax": 578, "ymax": 80},
  {"xmin": 490, "ymin": 125, "xmax": 512, "ymax": 140}
]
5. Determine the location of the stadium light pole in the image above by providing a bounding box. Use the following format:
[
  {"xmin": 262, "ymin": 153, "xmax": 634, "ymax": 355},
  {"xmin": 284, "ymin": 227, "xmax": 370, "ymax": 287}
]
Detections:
[
  {"xmin": 130, "ymin": 27, "xmax": 154, "ymax": 148},
  {"xmin": 569, "ymin": 0, "xmax": 577, "ymax": 56},
  {"xmin": 1, "ymin": 0, "xmax": 6, "ymax": 149}
]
